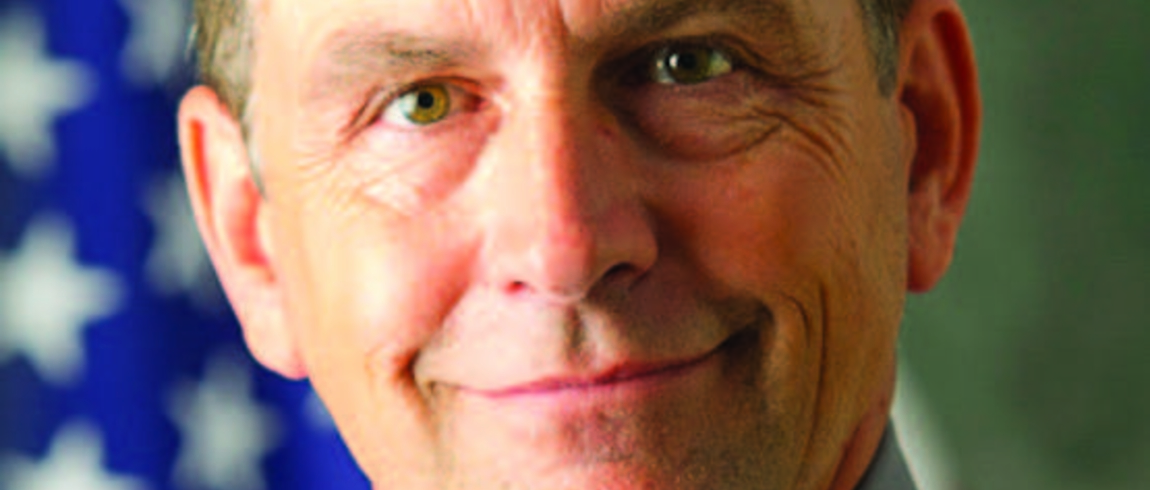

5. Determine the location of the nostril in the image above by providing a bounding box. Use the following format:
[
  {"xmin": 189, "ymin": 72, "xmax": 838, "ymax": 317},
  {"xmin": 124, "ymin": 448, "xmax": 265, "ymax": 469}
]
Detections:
[
  {"xmin": 507, "ymin": 281, "xmax": 530, "ymax": 296},
  {"xmin": 597, "ymin": 262, "xmax": 647, "ymax": 293},
  {"xmin": 603, "ymin": 263, "xmax": 633, "ymax": 282}
]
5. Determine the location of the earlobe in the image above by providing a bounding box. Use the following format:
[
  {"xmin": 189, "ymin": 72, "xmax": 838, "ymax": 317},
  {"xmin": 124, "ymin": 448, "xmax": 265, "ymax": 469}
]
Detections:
[
  {"xmin": 896, "ymin": 0, "xmax": 982, "ymax": 293},
  {"xmin": 178, "ymin": 86, "xmax": 307, "ymax": 379}
]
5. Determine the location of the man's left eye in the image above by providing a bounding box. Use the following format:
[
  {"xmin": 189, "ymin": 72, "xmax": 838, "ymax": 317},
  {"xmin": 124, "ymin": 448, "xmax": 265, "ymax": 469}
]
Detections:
[{"xmin": 650, "ymin": 44, "xmax": 734, "ymax": 85}]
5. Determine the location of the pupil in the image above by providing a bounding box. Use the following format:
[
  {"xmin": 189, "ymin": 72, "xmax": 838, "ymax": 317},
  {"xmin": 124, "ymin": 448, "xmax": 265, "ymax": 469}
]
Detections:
[
  {"xmin": 671, "ymin": 51, "xmax": 700, "ymax": 72},
  {"xmin": 417, "ymin": 91, "xmax": 436, "ymax": 109}
]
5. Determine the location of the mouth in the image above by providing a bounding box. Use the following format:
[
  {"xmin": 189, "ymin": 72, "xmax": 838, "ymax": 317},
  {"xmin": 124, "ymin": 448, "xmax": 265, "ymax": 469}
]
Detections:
[{"xmin": 462, "ymin": 337, "xmax": 735, "ymax": 400}]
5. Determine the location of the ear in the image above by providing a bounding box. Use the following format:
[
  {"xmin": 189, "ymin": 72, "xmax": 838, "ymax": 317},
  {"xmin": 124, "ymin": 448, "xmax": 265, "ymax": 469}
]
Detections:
[
  {"xmin": 896, "ymin": 0, "xmax": 982, "ymax": 293},
  {"xmin": 178, "ymin": 86, "xmax": 307, "ymax": 379}
]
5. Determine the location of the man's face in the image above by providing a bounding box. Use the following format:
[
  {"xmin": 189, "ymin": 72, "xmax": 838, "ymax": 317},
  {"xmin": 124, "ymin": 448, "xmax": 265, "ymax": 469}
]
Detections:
[{"xmin": 244, "ymin": 0, "xmax": 912, "ymax": 487}]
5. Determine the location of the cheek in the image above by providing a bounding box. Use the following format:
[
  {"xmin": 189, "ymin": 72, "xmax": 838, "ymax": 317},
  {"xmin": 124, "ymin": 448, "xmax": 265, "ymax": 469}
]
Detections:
[
  {"xmin": 658, "ymin": 142, "xmax": 833, "ymax": 304},
  {"xmin": 271, "ymin": 109, "xmax": 495, "ymax": 359},
  {"xmin": 286, "ymin": 194, "xmax": 476, "ymax": 373},
  {"xmin": 272, "ymin": 191, "xmax": 476, "ymax": 480},
  {"xmin": 661, "ymin": 131, "xmax": 905, "ymax": 380}
]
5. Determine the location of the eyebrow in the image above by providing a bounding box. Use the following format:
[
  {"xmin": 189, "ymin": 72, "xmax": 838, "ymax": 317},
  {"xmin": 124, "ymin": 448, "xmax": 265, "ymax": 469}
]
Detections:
[
  {"xmin": 303, "ymin": 0, "xmax": 802, "ymax": 101},
  {"xmin": 305, "ymin": 31, "xmax": 476, "ymax": 102}
]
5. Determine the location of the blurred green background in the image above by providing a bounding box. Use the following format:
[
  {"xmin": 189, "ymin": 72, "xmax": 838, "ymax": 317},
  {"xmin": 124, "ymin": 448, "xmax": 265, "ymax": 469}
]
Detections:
[{"xmin": 901, "ymin": 1, "xmax": 1150, "ymax": 489}]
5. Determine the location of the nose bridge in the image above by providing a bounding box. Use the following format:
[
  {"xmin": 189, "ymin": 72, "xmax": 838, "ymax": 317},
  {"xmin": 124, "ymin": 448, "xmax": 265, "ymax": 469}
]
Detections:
[
  {"xmin": 524, "ymin": 88, "xmax": 595, "ymax": 238},
  {"xmin": 478, "ymin": 67, "xmax": 651, "ymax": 302}
]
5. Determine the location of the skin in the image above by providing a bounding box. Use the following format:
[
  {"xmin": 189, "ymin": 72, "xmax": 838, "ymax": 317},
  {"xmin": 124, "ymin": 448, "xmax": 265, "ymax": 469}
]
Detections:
[{"xmin": 177, "ymin": 0, "xmax": 980, "ymax": 488}]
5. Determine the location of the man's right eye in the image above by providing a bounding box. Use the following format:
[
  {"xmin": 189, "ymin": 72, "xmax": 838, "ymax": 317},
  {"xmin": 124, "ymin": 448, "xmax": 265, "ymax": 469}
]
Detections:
[{"xmin": 382, "ymin": 84, "xmax": 454, "ymax": 126}]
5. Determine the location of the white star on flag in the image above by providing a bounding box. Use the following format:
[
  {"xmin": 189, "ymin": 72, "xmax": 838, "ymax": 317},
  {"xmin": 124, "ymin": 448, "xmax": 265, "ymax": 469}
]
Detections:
[
  {"xmin": 0, "ymin": 422, "xmax": 148, "ymax": 490},
  {"xmin": 144, "ymin": 172, "xmax": 224, "ymax": 310},
  {"xmin": 0, "ymin": 8, "xmax": 95, "ymax": 178},
  {"xmin": 0, "ymin": 214, "xmax": 125, "ymax": 385},
  {"xmin": 117, "ymin": 0, "xmax": 191, "ymax": 86},
  {"xmin": 169, "ymin": 349, "xmax": 282, "ymax": 490}
]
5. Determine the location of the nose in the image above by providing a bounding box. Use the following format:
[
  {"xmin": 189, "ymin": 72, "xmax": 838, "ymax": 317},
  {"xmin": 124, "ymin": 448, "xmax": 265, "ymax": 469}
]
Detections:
[{"xmin": 475, "ymin": 86, "xmax": 657, "ymax": 304}]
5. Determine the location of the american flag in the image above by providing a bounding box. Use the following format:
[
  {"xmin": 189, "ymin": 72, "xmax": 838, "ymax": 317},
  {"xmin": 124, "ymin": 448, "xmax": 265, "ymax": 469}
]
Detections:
[{"xmin": 0, "ymin": 0, "xmax": 370, "ymax": 488}]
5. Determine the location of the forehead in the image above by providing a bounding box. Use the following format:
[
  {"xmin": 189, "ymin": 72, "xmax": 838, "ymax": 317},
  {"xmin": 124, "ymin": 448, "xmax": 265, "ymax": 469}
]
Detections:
[{"xmin": 257, "ymin": 0, "xmax": 848, "ymax": 52}]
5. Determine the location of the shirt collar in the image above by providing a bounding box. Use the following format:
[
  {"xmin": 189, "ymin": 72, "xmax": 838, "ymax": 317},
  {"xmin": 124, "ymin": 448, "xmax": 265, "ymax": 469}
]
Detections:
[{"xmin": 854, "ymin": 424, "xmax": 918, "ymax": 490}]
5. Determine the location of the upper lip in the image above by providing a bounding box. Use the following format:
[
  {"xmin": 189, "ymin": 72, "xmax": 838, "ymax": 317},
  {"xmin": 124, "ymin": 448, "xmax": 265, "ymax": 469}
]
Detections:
[{"xmin": 465, "ymin": 348, "xmax": 720, "ymax": 398}]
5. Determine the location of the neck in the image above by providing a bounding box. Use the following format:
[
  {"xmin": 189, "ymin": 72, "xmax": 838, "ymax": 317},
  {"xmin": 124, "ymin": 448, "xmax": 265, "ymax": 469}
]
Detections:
[{"xmin": 826, "ymin": 369, "xmax": 897, "ymax": 490}]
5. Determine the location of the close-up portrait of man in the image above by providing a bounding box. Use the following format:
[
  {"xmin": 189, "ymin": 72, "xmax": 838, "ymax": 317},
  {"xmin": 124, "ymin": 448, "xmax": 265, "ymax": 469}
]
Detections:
[{"xmin": 176, "ymin": 0, "xmax": 981, "ymax": 487}]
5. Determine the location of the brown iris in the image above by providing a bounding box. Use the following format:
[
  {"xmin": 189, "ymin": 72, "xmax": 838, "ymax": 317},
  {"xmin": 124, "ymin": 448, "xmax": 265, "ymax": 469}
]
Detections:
[{"xmin": 395, "ymin": 84, "xmax": 451, "ymax": 125}]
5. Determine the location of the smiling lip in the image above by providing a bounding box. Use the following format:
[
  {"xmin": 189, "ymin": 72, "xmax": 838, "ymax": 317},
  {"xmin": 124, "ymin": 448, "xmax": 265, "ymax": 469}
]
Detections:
[{"xmin": 466, "ymin": 347, "xmax": 723, "ymax": 399}]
